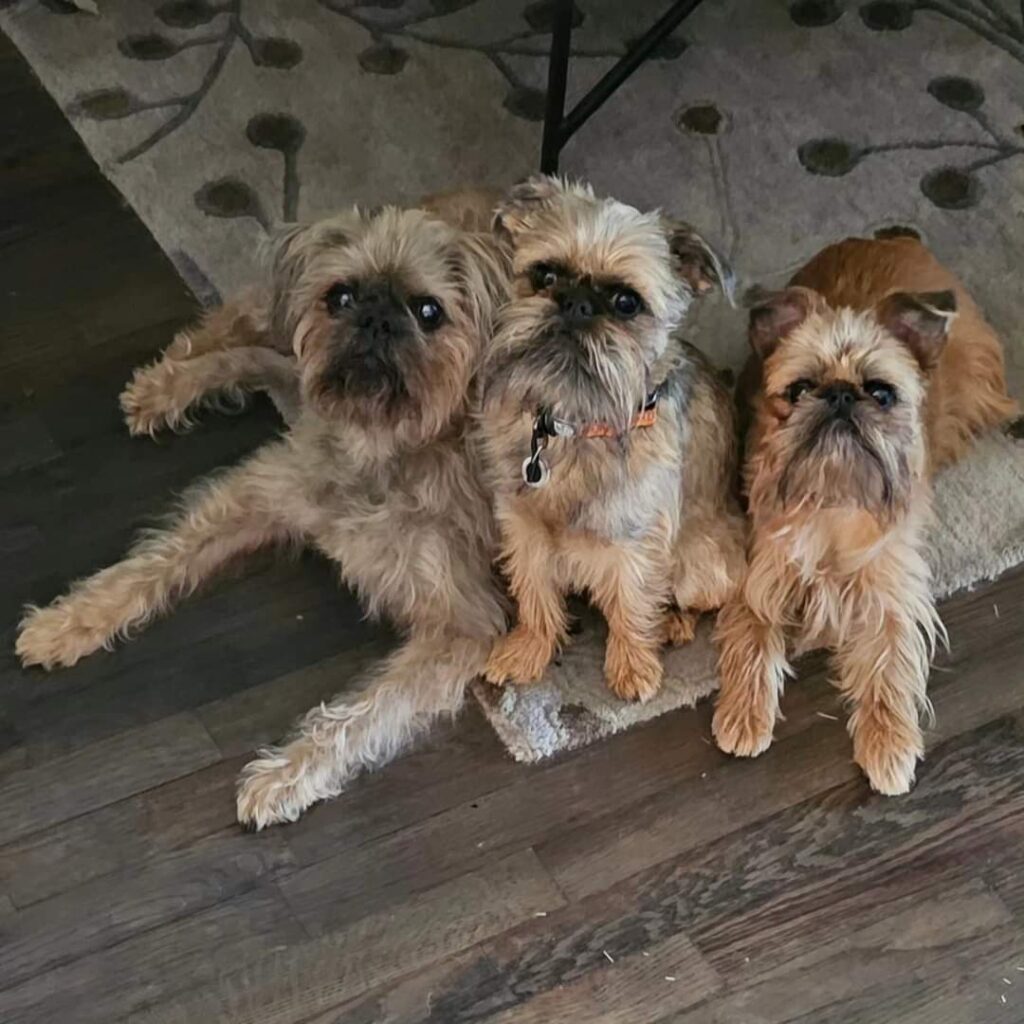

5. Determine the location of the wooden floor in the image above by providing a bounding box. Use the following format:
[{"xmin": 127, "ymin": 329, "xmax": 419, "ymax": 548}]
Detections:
[{"xmin": 2, "ymin": 31, "xmax": 1024, "ymax": 1024}]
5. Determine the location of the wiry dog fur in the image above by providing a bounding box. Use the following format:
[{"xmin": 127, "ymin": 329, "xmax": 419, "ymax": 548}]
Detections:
[
  {"xmin": 712, "ymin": 236, "xmax": 1017, "ymax": 795},
  {"xmin": 479, "ymin": 176, "xmax": 745, "ymax": 703},
  {"xmin": 118, "ymin": 187, "xmax": 503, "ymax": 437},
  {"xmin": 17, "ymin": 203, "xmax": 512, "ymax": 829}
]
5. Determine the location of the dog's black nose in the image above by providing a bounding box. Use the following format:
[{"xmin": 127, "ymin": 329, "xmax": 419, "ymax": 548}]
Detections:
[
  {"xmin": 821, "ymin": 382, "xmax": 858, "ymax": 419},
  {"xmin": 556, "ymin": 286, "xmax": 598, "ymax": 324},
  {"xmin": 358, "ymin": 304, "xmax": 395, "ymax": 341}
]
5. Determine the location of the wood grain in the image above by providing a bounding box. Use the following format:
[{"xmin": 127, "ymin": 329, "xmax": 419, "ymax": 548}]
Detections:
[
  {"xmin": 0, "ymin": 885, "xmax": 307, "ymax": 1024},
  {"xmin": 134, "ymin": 850, "xmax": 564, "ymax": 1024},
  {"xmin": 0, "ymin": 713, "xmax": 221, "ymax": 845},
  {"xmin": 0, "ymin": 757, "xmax": 241, "ymax": 908}
]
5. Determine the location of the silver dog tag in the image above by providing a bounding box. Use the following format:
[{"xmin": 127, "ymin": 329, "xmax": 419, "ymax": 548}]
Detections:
[{"xmin": 522, "ymin": 455, "xmax": 550, "ymax": 488}]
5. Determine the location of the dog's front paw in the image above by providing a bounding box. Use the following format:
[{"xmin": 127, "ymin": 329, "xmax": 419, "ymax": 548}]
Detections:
[
  {"xmin": 662, "ymin": 608, "xmax": 697, "ymax": 647},
  {"xmin": 16, "ymin": 603, "xmax": 109, "ymax": 670},
  {"xmin": 236, "ymin": 743, "xmax": 320, "ymax": 830},
  {"xmin": 483, "ymin": 627, "xmax": 554, "ymax": 686},
  {"xmin": 120, "ymin": 362, "xmax": 190, "ymax": 437},
  {"xmin": 853, "ymin": 716, "xmax": 922, "ymax": 796},
  {"xmin": 605, "ymin": 636, "xmax": 663, "ymax": 703},
  {"xmin": 712, "ymin": 700, "xmax": 775, "ymax": 758}
]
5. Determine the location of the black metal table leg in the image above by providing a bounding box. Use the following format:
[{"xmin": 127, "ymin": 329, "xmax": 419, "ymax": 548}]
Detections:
[
  {"xmin": 540, "ymin": 0, "xmax": 575, "ymax": 174},
  {"xmin": 539, "ymin": 0, "xmax": 707, "ymax": 174}
]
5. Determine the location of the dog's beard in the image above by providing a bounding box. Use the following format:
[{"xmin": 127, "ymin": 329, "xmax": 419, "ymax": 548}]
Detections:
[
  {"xmin": 315, "ymin": 341, "xmax": 411, "ymax": 415},
  {"xmin": 771, "ymin": 411, "xmax": 912, "ymax": 517},
  {"xmin": 484, "ymin": 309, "xmax": 649, "ymax": 428},
  {"xmin": 300, "ymin": 326, "xmax": 464, "ymax": 446}
]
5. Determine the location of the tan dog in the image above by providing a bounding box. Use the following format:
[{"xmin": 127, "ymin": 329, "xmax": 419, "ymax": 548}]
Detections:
[
  {"xmin": 713, "ymin": 236, "xmax": 1017, "ymax": 794},
  {"xmin": 17, "ymin": 204, "xmax": 511, "ymax": 829},
  {"xmin": 119, "ymin": 187, "xmax": 502, "ymax": 436},
  {"xmin": 479, "ymin": 176, "xmax": 745, "ymax": 703}
]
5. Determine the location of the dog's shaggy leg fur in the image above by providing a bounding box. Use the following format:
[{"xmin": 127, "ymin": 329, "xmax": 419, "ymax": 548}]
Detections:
[
  {"xmin": 833, "ymin": 545, "xmax": 940, "ymax": 795},
  {"xmin": 236, "ymin": 633, "xmax": 492, "ymax": 829},
  {"xmin": 17, "ymin": 451, "xmax": 290, "ymax": 670},
  {"xmin": 712, "ymin": 598, "xmax": 792, "ymax": 758},
  {"xmin": 121, "ymin": 347, "xmax": 300, "ymax": 436}
]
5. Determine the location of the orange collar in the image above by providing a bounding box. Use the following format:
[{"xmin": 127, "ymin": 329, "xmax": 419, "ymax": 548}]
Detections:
[
  {"xmin": 575, "ymin": 404, "xmax": 658, "ymax": 439},
  {"xmin": 522, "ymin": 388, "xmax": 662, "ymax": 487}
]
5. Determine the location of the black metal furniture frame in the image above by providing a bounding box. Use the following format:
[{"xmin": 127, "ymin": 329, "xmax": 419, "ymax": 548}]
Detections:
[{"xmin": 540, "ymin": 0, "xmax": 706, "ymax": 173}]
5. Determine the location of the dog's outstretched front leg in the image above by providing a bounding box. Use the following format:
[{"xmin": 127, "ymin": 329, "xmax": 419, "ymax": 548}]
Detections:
[
  {"xmin": 17, "ymin": 447, "xmax": 291, "ymax": 670},
  {"xmin": 121, "ymin": 347, "xmax": 299, "ymax": 436},
  {"xmin": 236, "ymin": 633, "xmax": 492, "ymax": 829}
]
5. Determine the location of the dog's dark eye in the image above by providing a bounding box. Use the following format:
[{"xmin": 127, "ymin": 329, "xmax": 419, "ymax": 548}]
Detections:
[
  {"xmin": 412, "ymin": 296, "xmax": 445, "ymax": 332},
  {"xmin": 612, "ymin": 289, "xmax": 642, "ymax": 319},
  {"xmin": 865, "ymin": 380, "xmax": 897, "ymax": 409},
  {"xmin": 529, "ymin": 263, "xmax": 559, "ymax": 292},
  {"xmin": 786, "ymin": 378, "xmax": 815, "ymax": 403},
  {"xmin": 325, "ymin": 283, "xmax": 354, "ymax": 317}
]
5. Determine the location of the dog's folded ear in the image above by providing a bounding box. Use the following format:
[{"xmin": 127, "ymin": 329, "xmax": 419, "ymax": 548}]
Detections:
[
  {"xmin": 664, "ymin": 222, "xmax": 735, "ymax": 305},
  {"xmin": 747, "ymin": 286, "xmax": 824, "ymax": 359},
  {"xmin": 875, "ymin": 290, "xmax": 957, "ymax": 371},
  {"xmin": 493, "ymin": 175, "xmax": 589, "ymax": 240},
  {"xmin": 263, "ymin": 216, "xmax": 355, "ymax": 350}
]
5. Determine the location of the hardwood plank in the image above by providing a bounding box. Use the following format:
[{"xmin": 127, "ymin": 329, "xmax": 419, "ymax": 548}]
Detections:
[
  {"xmin": 0, "ymin": 825, "xmax": 293, "ymax": 990},
  {"xmin": 0, "ymin": 411, "xmax": 60, "ymax": 476},
  {"xmin": 0, "ymin": 712, "xmax": 220, "ymax": 844},
  {"xmin": 669, "ymin": 881, "xmax": 1022, "ymax": 1024},
  {"xmin": 485, "ymin": 931, "xmax": 720, "ymax": 1024},
  {"xmin": 132, "ymin": 850, "xmax": 564, "ymax": 1024},
  {"xmin": 319, "ymin": 929, "xmax": 719, "ymax": 1024},
  {"xmin": 0, "ymin": 885, "xmax": 306, "ymax": 1024},
  {"xmin": 684, "ymin": 718, "xmax": 1024, "ymax": 956},
  {"xmin": 539, "ymin": 717, "xmax": 858, "ymax": 904},
  {"xmin": 0, "ymin": 757, "xmax": 242, "ymax": 908},
  {"xmin": 332, "ymin": 717, "xmax": 1024, "ymax": 1024},
  {"xmin": 539, "ymin": 627, "xmax": 1024, "ymax": 903}
]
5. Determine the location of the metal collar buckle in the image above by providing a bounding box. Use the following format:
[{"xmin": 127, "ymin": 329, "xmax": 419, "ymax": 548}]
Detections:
[{"xmin": 520, "ymin": 388, "xmax": 661, "ymax": 488}]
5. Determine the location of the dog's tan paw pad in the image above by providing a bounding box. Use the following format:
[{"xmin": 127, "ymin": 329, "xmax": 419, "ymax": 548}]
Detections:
[
  {"xmin": 16, "ymin": 605, "xmax": 108, "ymax": 670},
  {"xmin": 662, "ymin": 609, "xmax": 697, "ymax": 647},
  {"xmin": 236, "ymin": 753, "xmax": 311, "ymax": 830},
  {"xmin": 712, "ymin": 705, "xmax": 775, "ymax": 758},
  {"xmin": 483, "ymin": 629, "xmax": 552, "ymax": 686},
  {"xmin": 605, "ymin": 640, "xmax": 663, "ymax": 703},
  {"xmin": 119, "ymin": 365, "xmax": 190, "ymax": 437},
  {"xmin": 854, "ymin": 732, "xmax": 921, "ymax": 796}
]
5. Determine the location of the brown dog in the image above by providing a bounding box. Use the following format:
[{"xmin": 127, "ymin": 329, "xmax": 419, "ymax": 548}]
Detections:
[
  {"xmin": 18, "ymin": 204, "xmax": 511, "ymax": 829},
  {"xmin": 119, "ymin": 187, "xmax": 503, "ymax": 436},
  {"xmin": 712, "ymin": 236, "xmax": 1016, "ymax": 794},
  {"xmin": 479, "ymin": 176, "xmax": 745, "ymax": 703}
]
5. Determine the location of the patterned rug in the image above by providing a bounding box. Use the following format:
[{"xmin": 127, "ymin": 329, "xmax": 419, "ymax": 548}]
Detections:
[{"xmin": 4, "ymin": 0, "xmax": 1022, "ymax": 761}]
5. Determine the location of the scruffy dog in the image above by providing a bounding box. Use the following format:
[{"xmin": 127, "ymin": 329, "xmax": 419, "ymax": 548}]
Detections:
[
  {"xmin": 17, "ymin": 203, "xmax": 511, "ymax": 829},
  {"xmin": 479, "ymin": 176, "xmax": 745, "ymax": 703},
  {"xmin": 712, "ymin": 236, "xmax": 1017, "ymax": 794},
  {"xmin": 118, "ymin": 186, "xmax": 503, "ymax": 436}
]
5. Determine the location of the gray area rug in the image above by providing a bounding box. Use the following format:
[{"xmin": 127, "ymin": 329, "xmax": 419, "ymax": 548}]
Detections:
[{"xmin": 4, "ymin": 0, "xmax": 1022, "ymax": 761}]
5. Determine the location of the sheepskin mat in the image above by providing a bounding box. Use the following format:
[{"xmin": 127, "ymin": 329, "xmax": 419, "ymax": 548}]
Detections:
[{"xmin": 3, "ymin": 0, "xmax": 1022, "ymax": 761}]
